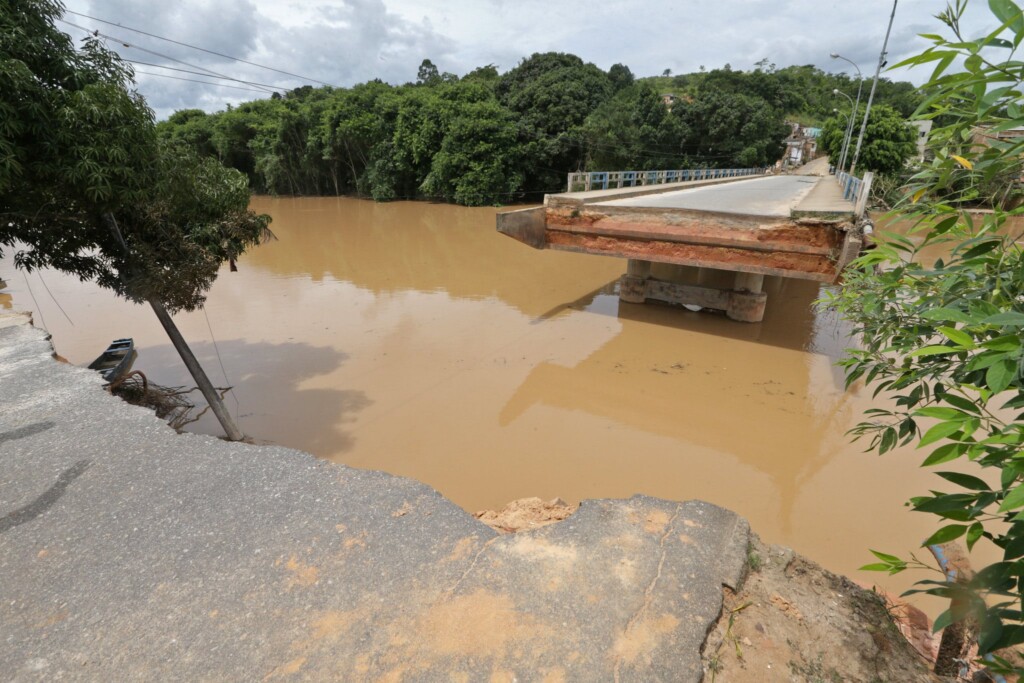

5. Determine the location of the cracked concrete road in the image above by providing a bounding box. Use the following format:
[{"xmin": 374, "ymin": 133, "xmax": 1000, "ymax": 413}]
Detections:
[{"xmin": 0, "ymin": 312, "xmax": 750, "ymax": 681}]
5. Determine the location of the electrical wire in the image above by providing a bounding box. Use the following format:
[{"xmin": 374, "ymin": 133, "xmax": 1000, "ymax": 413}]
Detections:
[
  {"xmin": 125, "ymin": 60, "xmax": 284, "ymax": 91},
  {"xmin": 21, "ymin": 271, "xmax": 49, "ymax": 335},
  {"xmin": 132, "ymin": 69, "xmax": 272, "ymax": 94},
  {"xmin": 201, "ymin": 306, "xmax": 240, "ymax": 420},
  {"xmin": 36, "ymin": 271, "xmax": 74, "ymax": 326},
  {"xmin": 58, "ymin": 18, "xmax": 279, "ymax": 95},
  {"xmin": 64, "ymin": 9, "xmax": 336, "ymax": 88}
]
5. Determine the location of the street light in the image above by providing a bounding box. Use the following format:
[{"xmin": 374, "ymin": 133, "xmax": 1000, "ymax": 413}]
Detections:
[
  {"xmin": 829, "ymin": 52, "xmax": 863, "ymax": 174},
  {"xmin": 850, "ymin": 0, "xmax": 899, "ymax": 177},
  {"xmin": 832, "ymin": 108, "xmax": 852, "ymax": 174},
  {"xmin": 832, "ymin": 89, "xmax": 856, "ymax": 175}
]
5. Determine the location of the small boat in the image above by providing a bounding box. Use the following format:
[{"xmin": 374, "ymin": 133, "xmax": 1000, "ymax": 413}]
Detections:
[{"xmin": 88, "ymin": 338, "xmax": 136, "ymax": 383}]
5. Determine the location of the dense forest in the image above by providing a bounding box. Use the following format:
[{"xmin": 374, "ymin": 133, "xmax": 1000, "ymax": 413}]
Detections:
[{"xmin": 157, "ymin": 53, "xmax": 923, "ymax": 206}]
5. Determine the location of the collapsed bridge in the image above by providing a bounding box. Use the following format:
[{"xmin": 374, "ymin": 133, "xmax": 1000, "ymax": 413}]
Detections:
[{"xmin": 497, "ymin": 168, "xmax": 870, "ymax": 322}]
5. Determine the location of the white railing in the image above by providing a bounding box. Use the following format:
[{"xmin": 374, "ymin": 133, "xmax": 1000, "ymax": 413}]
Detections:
[{"xmin": 567, "ymin": 167, "xmax": 767, "ymax": 193}]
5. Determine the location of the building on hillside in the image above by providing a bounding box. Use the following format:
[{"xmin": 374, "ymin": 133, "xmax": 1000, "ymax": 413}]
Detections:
[
  {"xmin": 782, "ymin": 122, "xmax": 819, "ymax": 167},
  {"xmin": 972, "ymin": 125, "xmax": 1024, "ymax": 180},
  {"xmin": 909, "ymin": 120, "xmax": 933, "ymax": 161}
]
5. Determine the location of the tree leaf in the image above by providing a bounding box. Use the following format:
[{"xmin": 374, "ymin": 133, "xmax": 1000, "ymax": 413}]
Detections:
[
  {"xmin": 924, "ymin": 524, "xmax": 968, "ymax": 545},
  {"xmin": 987, "ymin": 358, "xmax": 1016, "ymax": 394},
  {"xmin": 922, "ymin": 442, "xmax": 968, "ymax": 466},
  {"xmin": 918, "ymin": 421, "xmax": 965, "ymax": 447},
  {"xmin": 983, "ymin": 312, "xmax": 1024, "ymax": 326},
  {"xmin": 915, "ymin": 407, "xmax": 967, "ymax": 420},
  {"xmin": 999, "ymin": 485, "xmax": 1024, "ymax": 513},
  {"xmin": 908, "ymin": 345, "xmax": 960, "ymax": 358},
  {"xmin": 938, "ymin": 325, "xmax": 976, "ymax": 348},
  {"xmin": 870, "ymin": 549, "xmax": 903, "ymax": 564},
  {"xmin": 936, "ymin": 471, "xmax": 992, "ymax": 491},
  {"xmin": 921, "ymin": 307, "xmax": 972, "ymax": 323},
  {"xmin": 967, "ymin": 522, "xmax": 985, "ymax": 550},
  {"xmin": 982, "ymin": 335, "xmax": 1022, "ymax": 352},
  {"xmin": 951, "ymin": 154, "xmax": 974, "ymax": 169}
]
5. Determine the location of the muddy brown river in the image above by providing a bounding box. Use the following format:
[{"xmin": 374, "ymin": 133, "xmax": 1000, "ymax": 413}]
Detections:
[{"xmin": 0, "ymin": 197, "xmax": 995, "ymax": 605}]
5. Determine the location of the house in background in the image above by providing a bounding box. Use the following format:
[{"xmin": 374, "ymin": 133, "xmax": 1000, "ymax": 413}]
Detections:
[
  {"xmin": 783, "ymin": 122, "xmax": 819, "ymax": 167},
  {"xmin": 910, "ymin": 120, "xmax": 933, "ymax": 161}
]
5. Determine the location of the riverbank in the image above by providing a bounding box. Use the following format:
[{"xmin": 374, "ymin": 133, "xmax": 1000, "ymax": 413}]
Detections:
[{"xmin": 0, "ymin": 310, "xmax": 944, "ymax": 680}]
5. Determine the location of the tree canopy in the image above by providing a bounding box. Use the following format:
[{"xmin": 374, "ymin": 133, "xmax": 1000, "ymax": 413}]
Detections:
[
  {"xmin": 820, "ymin": 104, "xmax": 918, "ymax": 175},
  {"xmin": 154, "ymin": 52, "xmax": 923, "ymax": 205},
  {"xmin": 2, "ymin": 0, "xmax": 272, "ymax": 440},
  {"xmin": 1, "ymin": 0, "xmax": 270, "ymax": 313}
]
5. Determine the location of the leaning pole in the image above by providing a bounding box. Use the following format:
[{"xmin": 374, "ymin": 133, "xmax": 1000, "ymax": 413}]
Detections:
[
  {"xmin": 850, "ymin": 0, "xmax": 898, "ymax": 177},
  {"xmin": 104, "ymin": 213, "xmax": 245, "ymax": 441}
]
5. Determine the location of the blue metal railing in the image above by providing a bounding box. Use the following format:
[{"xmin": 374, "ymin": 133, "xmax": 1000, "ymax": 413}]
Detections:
[
  {"xmin": 836, "ymin": 171, "xmax": 862, "ymax": 202},
  {"xmin": 567, "ymin": 167, "xmax": 767, "ymax": 193}
]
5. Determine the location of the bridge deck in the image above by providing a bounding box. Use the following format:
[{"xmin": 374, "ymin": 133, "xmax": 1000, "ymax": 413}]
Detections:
[{"xmin": 496, "ymin": 172, "xmax": 864, "ymax": 322}]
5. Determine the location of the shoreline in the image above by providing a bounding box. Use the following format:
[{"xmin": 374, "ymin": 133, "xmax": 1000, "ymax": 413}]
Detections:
[{"xmin": 1, "ymin": 309, "xmax": 946, "ymax": 680}]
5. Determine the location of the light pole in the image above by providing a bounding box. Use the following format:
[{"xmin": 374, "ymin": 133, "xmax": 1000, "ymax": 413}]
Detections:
[
  {"xmin": 832, "ymin": 107, "xmax": 852, "ymax": 172},
  {"xmin": 830, "ymin": 52, "xmax": 863, "ymax": 174},
  {"xmin": 833, "ymin": 89, "xmax": 856, "ymax": 174},
  {"xmin": 850, "ymin": 0, "xmax": 899, "ymax": 177}
]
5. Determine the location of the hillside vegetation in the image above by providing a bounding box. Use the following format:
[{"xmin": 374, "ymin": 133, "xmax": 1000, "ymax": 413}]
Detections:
[{"xmin": 158, "ymin": 55, "xmax": 922, "ymax": 205}]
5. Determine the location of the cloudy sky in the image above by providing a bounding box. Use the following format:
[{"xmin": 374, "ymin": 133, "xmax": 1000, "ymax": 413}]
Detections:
[{"xmin": 57, "ymin": 0, "xmax": 996, "ymax": 119}]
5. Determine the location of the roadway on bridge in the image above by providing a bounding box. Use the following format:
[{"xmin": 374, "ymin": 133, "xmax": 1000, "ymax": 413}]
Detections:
[{"xmin": 594, "ymin": 175, "xmax": 823, "ymax": 217}]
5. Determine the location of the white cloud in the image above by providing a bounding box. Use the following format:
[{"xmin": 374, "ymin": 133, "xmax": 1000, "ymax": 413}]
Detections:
[{"xmin": 59, "ymin": 0, "xmax": 1000, "ymax": 119}]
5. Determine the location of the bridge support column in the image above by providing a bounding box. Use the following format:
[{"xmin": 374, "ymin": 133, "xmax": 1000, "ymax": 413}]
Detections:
[
  {"xmin": 620, "ymin": 261, "xmax": 768, "ymax": 323},
  {"xmin": 619, "ymin": 259, "xmax": 652, "ymax": 304},
  {"xmin": 727, "ymin": 272, "xmax": 767, "ymax": 323}
]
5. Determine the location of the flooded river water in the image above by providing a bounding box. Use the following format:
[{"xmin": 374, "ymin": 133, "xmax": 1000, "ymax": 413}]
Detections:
[{"xmin": 0, "ymin": 196, "xmax": 988, "ymax": 603}]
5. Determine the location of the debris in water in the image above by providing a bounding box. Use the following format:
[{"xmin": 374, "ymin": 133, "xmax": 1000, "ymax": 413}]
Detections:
[{"xmin": 109, "ymin": 371, "xmax": 233, "ymax": 431}]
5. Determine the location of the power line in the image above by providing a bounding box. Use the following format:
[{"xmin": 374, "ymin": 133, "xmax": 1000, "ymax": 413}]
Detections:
[
  {"xmin": 132, "ymin": 70, "xmax": 273, "ymax": 94},
  {"xmin": 64, "ymin": 9, "xmax": 335, "ymax": 88},
  {"xmin": 125, "ymin": 60, "xmax": 283, "ymax": 91},
  {"xmin": 36, "ymin": 271, "xmax": 74, "ymax": 326},
  {"xmin": 58, "ymin": 18, "xmax": 278, "ymax": 95}
]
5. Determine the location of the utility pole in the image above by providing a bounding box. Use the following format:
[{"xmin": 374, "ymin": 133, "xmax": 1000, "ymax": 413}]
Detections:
[
  {"xmin": 104, "ymin": 213, "xmax": 245, "ymax": 442},
  {"xmin": 833, "ymin": 89, "xmax": 856, "ymax": 174},
  {"xmin": 148, "ymin": 299, "xmax": 245, "ymax": 441},
  {"xmin": 829, "ymin": 53, "xmax": 863, "ymax": 174},
  {"xmin": 850, "ymin": 0, "xmax": 898, "ymax": 177}
]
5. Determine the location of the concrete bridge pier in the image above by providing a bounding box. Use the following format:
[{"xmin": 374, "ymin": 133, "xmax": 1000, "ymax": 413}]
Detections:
[
  {"xmin": 618, "ymin": 260, "xmax": 768, "ymax": 323},
  {"xmin": 727, "ymin": 272, "xmax": 768, "ymax": 323},
  {"xmin": 619, "ymin": 259, "xmax": 651, "ymax": 304}
]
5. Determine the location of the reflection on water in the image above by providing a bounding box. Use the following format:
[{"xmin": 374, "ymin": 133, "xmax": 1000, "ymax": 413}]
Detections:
[{"xmin": 0, "ymin": 196, "xmax": 988, "ymax": 605}]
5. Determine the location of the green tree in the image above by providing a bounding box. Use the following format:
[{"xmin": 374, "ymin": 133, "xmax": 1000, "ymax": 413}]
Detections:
[
  {"xmin": 497, "ymin": 52, "xmax": 613, "ymax": 192},
  {"xmin": 848, "ymin": 104, "xmax": 917, "ymax": 176},
  {"xmin": 420, "ymin": 98, "xmax": 522, "ymax": 205},
  {"xmin": 670, "ymin": 90, "xmax": 787, "ymax": 167},
  {"xmin": 416, "ymin": 58, "xmax": 441, "ymax": 86},
  {"xmin": 819, "ymin": 111, "xmax": 849, "ymax": 163},
  {"xmin": 607, "ymin": 63, "xmax": 635, "ymax": 92},
  {"xmin": 828, "ymin": 0, "xmax": 1024, "ymax": 672},
  {"xmin": 582, "ymin": 82, "xmax": 679, "ymax": 170},
  {"xmin": 1, "ymin": 0, "xmax": 271, "ymax": 440}
]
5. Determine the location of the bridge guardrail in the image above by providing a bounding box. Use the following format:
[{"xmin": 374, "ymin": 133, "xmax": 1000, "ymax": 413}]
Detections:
[
  {"xmin": 836, "ymin": 170, "xmax": 874, "ymax": 217},
  {"xmin": 567, "ymin": 167, "xmax": 767, "ymax": 193}
]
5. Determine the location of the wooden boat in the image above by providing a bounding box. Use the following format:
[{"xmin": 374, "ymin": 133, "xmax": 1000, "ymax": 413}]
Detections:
[{"xmin": 88, "ymin": 338, "xmax": 136, "ymax": 383}]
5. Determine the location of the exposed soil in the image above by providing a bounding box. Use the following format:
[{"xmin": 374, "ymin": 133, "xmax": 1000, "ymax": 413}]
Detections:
[
  {"xmin": 473, "ymin": 497, "xmax": 578, "ymax": 534},
  {"xmin": 702, "ymin": 535, "xmax": 947, "ymax": 682}
]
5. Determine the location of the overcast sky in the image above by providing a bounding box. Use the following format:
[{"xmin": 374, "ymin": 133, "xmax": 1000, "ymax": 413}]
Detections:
[{"xmin": 58, "ymin": 1, "xmax": 996, "ymax": 120}]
